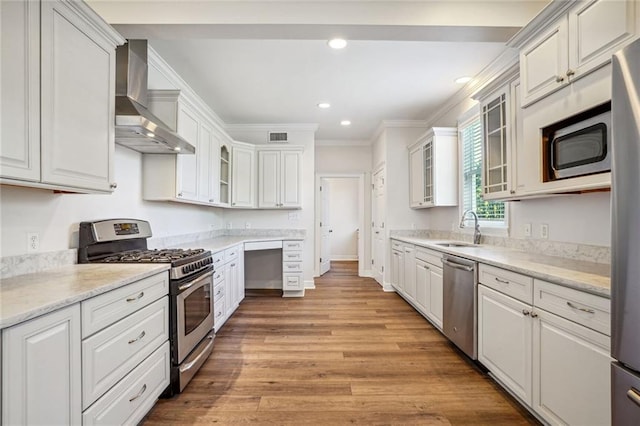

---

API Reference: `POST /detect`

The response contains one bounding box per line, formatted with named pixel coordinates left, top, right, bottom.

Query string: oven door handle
left=179, top=335, right=214, bottom=373
left=178, top=270, right=214, bottom=292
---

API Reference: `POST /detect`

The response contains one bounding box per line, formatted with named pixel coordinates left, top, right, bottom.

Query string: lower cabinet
left=403, top=245, right=416, bottom=302
left=2, top=305, right=82, bottom=425
left=283, top=240, right=304, bottom=292
left=213, top=244, right=245, bottom=331
left=390, top=244, right=404, bottom=293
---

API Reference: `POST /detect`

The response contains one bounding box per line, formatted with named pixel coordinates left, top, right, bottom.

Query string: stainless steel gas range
left=78, top=219, right=215, bottom=395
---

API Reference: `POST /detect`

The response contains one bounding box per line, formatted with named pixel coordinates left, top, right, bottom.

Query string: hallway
left=144, top=261, right=538, bottom=425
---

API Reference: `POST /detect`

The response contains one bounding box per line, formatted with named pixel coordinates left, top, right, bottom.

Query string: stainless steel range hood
left=115, top=40, right=195, bottom=154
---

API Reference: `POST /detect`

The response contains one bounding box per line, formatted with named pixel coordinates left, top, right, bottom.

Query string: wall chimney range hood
left=115, top=40, right=195, bottom=154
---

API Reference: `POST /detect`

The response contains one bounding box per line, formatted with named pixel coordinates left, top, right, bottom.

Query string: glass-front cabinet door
left=219, top=144, right=230, bottom=205
left=423, top=140, right=433, bottom=204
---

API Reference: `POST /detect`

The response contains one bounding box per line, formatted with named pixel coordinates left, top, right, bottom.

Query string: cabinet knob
left=209, top=199, right=215, bottom=202
left=522, top=309, right=530, bottom=316
left=555, top=75, right=565, bottom=83
left=510, top=190, right=516, bottom=194
left=531, top=312, right=539, bottom=318
left=178, top=192, right=183, bottom=197
left=232, top=202, right=236, bottom=206
left=110, top=183, right=118, bottom=189
left=566, top=69, right=575, bottom=77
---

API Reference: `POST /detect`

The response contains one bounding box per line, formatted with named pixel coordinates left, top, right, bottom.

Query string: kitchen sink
left=435, top=242, right=475, bottom=248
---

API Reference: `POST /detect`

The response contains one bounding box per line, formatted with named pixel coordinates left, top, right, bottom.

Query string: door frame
left=314, top=173, right=366, bottom=277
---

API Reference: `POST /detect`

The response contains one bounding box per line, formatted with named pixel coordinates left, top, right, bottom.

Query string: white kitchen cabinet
left=283, top=240, right=304, bottom=292
left=427, top=265, right=444, bottom=329
left=2, top=305, right=82, bottom=425
left=214, top=244, right=245, bottom=330
left=0, top=0, right=123, bottom=193
left=519, top=0, right=639, bottom=107
left=414, top=258, right=429, bottom=314
left=532, top=308, right=611, bottom=426
left=219, top=143, right=231, bottom=205
left=390, top=242, right=404, bottom=293
left=257, top=147, right=303, bottom=209
left=231, top=142, right=256, bottom=208
left=478, top=284, right=533, bottom=406
left=408, top=127, right=458, bottom=208
left=144, top=90, right=222, bottom=205
left=402, top=245, right=416, bottom=302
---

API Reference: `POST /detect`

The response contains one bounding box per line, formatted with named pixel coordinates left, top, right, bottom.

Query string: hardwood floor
left=145, top=261, right=539, bottom=425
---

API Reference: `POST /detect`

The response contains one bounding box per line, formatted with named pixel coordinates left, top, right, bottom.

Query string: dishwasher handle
left=442, top=258, right=474, bottom=272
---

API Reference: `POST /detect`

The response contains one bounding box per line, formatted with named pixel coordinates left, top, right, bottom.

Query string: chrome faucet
left=460, top=209, right=481, bottom=245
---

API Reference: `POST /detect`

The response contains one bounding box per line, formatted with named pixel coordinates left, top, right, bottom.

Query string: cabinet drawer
left=391, top=240, right=403, bottom=251
left=534, top=279, right=610, bottom=335
left=479, top=264, right=533, bottom=304
left=283, top=273, right=303, bottom=290
left=283, top=251, right=303, bottom=261
left=82, top=342, right=170, bottom=426
left=415, top=248, right=442, bottom=267
left=283, top=240, right=303, bottom=251
left=214, top=299, right=226, bottom=328
left=212, top=250, right=225, bottom=268
left=81, top=272, right=168, bottom=337
left=82, top=297, right=169, bottom=409
left=224, top=246, right=239, bottom=262
left=283, top=261, right=303, bottom=273
left=213, top=267, right=224, bottom=285
left=213, top=279, right=225, bottom=302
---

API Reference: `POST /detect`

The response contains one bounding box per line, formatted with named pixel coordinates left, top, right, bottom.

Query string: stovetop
left=102, top=248, right=206, bottom=265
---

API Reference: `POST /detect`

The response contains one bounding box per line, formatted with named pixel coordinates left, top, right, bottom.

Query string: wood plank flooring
left=145, top=261, right=539, bottom=425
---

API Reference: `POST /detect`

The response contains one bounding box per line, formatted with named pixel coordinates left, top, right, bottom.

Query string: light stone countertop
left=174, top=234, right=305, bottom=253
left=0, top=263, right=169, bottom=330
left=391, top=236, right=611, bottom=298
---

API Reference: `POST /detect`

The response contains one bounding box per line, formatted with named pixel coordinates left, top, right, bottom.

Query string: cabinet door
left=198, top=121, right=213, bottom=203
left=414, top=259, right=430, bottom=314
left=207, top=129, right=221, bottom=204
left=409, top=146, right=425, bottom=207
left=258, top=150, right=280, bottom=208
left=225, top=262, right=235, bottom=317
left=403, top=246, right=416, bottom=302
left=0, top=0, right=40, bottom=181
left=2, top=305, right=81, bottom=425
left=231, top=145, right=255, bottom=207
left=569, top=0, right=639, bottom=81
left=478, top=285, right=532, bottom=405
left=175, top=105, right=200, bottom=201
left=219, top=144, right=230, bottom=205
left=533, top=308, right=611, bottom=426
left=520, top=17, right=569, bottom=107
left=40, top=0, right=115, bottom=191
left=481, top=89, right=511, bottom=199
left=281, top=150, right=302, bottom=208
left=428, top=266, right=443, bottom=329
left=423, top=142, right=434, bottom=205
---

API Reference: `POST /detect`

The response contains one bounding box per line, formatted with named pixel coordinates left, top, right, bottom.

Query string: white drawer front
left=283, top=261, right=303, bottom=273
left=283, top=252, right=303, bottom=261
left=82, top=342, right=170, bottom=426
left=283, top=273, right=303, bottom=290
left=391, top=240, right=403, bottom=251
left=224, top=246, right=239, bottom=262
left=415, top=248, right=442, bottom=267
left=283, top=240, right=303, bottom=251
left=213, top=267, right=224, bottom=285
left=82, top=297, right=169, bottom=409
left=479, top=264, right=533, bottom=304
left=213, top=280, right=225, bottom=302
left=534, top=279, right=610, bottom=335
left=214, top=299, right=226, bottom=331
left=81, top=272, right=168, bottom=337
left=212, top=250, right=225, bottom=268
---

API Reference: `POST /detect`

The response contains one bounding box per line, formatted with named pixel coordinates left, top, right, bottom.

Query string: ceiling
left=89, top=0, right=549, bottom=143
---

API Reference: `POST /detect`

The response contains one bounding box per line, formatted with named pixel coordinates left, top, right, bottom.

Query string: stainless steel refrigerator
left=611, top=37, right=640, bottom=424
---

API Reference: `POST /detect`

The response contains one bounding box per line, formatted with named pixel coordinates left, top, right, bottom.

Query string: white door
left=319, top=178, right=331, bottom=275
left=175, top=105, right=200, bottom=201
left=372, top=169, right=386, bottom=284
left=409, top=146, right=424, bottom=207
left=281, top=150, right=302, bottom=208
left=428, top=266, right=444, bottom=329
left=231, top=145, right=255, bottom=208
left=414, top=258, right=429, bottom=314
left=258, top=150, right=280, bottom=208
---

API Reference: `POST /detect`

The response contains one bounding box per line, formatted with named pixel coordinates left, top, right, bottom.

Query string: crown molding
left=67, top=0, right=125, bottom=46
left=315, top=139, right=372, bottom=147
left=506, top=0, right=574, bottom=49
left=370, top=119, right=428, bottom=143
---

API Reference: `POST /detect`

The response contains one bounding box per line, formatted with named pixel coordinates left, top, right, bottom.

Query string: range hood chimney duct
left=114, top=40, right=195, bottom=154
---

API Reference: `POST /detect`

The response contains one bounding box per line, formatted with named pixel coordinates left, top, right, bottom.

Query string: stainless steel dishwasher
left=442, top=254, right=478, bottom=360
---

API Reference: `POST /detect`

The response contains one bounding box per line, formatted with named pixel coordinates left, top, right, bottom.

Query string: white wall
left=326, top=178, right=359, bottom=260
left=0, top=145, right=224, bottom=257
left=224, top=128, right=316, bottom=285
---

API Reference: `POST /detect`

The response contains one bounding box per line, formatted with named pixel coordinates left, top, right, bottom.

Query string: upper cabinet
left=230, top=142, right=256, bottom=208
left=519, top=0, right=640, bottom=107
left=408, top=127, right=458, bottom=208
left=219, top=144, right=230, bottom=205
left=257, top=147, right=303, bottom=209
left=143, top=90, right=223, bottom=206
left=0, top=0, right=124, bottom=193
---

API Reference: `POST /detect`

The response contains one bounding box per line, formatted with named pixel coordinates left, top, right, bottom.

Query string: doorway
left=315, top=174, right=365, bottom=277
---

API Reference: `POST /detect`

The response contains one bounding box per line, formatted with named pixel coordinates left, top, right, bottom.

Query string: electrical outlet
left=27, top=232, right=40, bottom=253
left=411, top=223, right=416, bottom=230
left=540, top=224, right=549, bottom=239
left=245, top=222, right=251, bottom=229
left=226, top=222, right=232, bottom=230
left=524, top=223, right=532, bottom=237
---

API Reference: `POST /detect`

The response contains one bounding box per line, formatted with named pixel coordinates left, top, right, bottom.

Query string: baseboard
left=330, top=255, right=358, bottom=261
left=381, top=281, right=395, bottom=292
left=304, top=279, right=316, bottom=289
left=282, top=289, right=305, bottom=298
left=361, top=269, right=374, bottom=278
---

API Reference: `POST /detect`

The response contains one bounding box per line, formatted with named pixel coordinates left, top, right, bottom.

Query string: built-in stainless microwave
left=546, top=109, right=611, bottom=180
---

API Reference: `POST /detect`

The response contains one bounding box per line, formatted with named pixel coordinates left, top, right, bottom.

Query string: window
left=459, top=113, right=506, bottom=226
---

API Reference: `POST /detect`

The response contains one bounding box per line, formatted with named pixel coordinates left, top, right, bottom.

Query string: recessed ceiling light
left=455, top=76, right=473, bottom=84
left=328, top=38, right=347, bottom=49
left=146, top=132, right=155, bottom=138
left=317, top=102, right=331, bottom=109
left=341, top=120, right=351, bottom=126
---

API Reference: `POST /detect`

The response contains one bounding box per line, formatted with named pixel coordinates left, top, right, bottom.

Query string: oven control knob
left=182, top=266, right=187, bottom=274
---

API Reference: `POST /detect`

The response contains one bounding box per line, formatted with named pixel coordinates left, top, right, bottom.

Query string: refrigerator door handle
left=627, top=388, right=640, bottom=407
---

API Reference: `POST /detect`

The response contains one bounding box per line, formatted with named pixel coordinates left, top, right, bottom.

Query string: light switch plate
left=524, top=223, right=532, bottom=237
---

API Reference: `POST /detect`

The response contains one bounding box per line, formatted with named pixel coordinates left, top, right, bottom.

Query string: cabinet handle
left=232, top=202, right=236, bottom=206
left=522, top=309, right=531, bottom=316
left=215, top=289, right=221, bottom=296
left=510, top=190, right=516, bottom=194
left=209, top=199, right=215, bottom=202
left=423, top=265, right=430, bottom=270
left=215, top=259, right=221, bottom=263
left=110, top=183, right=118, bottom=189
left=555, top=75, right=564, bottom=83
left=126, top=292, right=144, bottom=302
left=178, top=192, right=183, bottom=197
left=231, top=263, right=236, bottom=267
left=566, top=69, right=575, bottom=77
left=566, top=301, right=595, bottom=314
left=128, top=330, right=146, bottom=344
left=129, top=384, right=147, bottom=402
left=217, top=311, right=223, bottom=318
left=627, top=388, right=640, bottom=407
left=530, top=312, right=538, bottom=318
left=495, top=277, right=510, bottom=284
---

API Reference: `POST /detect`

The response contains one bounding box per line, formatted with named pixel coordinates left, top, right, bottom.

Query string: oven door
left=176, top=270, right=214, bottom=363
